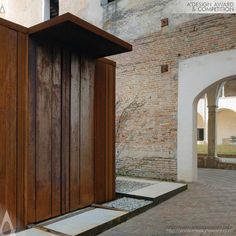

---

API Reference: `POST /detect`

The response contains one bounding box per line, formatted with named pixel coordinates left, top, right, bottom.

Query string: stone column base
left=198, top=155, right=236, bottom=170
left=205, top=156, right=218, bottom=168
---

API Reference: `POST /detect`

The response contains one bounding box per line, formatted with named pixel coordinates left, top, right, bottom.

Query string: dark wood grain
left=17, top=32, right=28, bottom=230
left=35, top=44, right=52, bottom=221
left=0, top=25, right=17, bottom=230
left=61, top=49, right=71, bottom=214
left=105, top=63, right=110, bottom=201
left=70, top=53, right=81, bottom=211
left=27, top=38, right=37, bottom=225
left=51, top=47, right=62, bottom=217
left=108, top=64, right=116, bottom=200
left=94, top=60, right=116, bottom=203
left=0, top=16, right=120, bottom=230
left=79, top=58, right=95, bottom=207
left=94, top=60, right=106, bottom=203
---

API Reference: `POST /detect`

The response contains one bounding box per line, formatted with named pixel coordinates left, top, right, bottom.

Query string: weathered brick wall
left=102, top=0, right=202, bottom=41
left=109, top=14, right=236, bottom=180
left=59, top=0, right=236, bottom=180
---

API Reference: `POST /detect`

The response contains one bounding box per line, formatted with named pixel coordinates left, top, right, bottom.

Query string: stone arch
left=177, top=49, right=236, bottom=182
left=217, top=108, right=236, bottom=112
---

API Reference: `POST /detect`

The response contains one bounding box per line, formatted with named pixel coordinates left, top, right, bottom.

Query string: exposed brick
left=109, top=14, right=236, bottom=181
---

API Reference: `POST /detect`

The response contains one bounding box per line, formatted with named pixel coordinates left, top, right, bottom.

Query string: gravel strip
left=103, top=197, right=152, bottom=212
left=116, top=179, right=153, bottom=193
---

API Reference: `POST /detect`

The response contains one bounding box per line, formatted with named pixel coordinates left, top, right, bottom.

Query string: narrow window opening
left=197, top=128, right=204, bottom=141
left=101, top=0, right=115, bottom=6
left=50, top=0, right=59, bottom=19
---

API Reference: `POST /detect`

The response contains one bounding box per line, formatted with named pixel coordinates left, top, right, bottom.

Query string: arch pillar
left=207, top=105, right=218, bottom=157
left=177, top=49, right=236, bottom=182
left=206, top=84, right=220, bottom=159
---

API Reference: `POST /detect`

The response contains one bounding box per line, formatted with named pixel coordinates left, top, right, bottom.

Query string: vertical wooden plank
left=61, top=49, right=70, bottom=214
left=80, top=58, right=95, bottom=207
left=94, top=60, right=116, bottom=203
left=27, top=38, right=37, bottom=224
left=108, top=65, right=116, bottom=200
left=94, top=61, right=106, bottom=203
left=5, top=29, right=17, bottom=230
left=17, top=32, right=28, bottom=230
left=35, top=44, right=52, bottom=221
left=70, top=54, right=81, bottom=211
left=0, top=25, right=17, bottom=230
left=51, top=47, right=62, bottom=217
left=105, top=65, right=109, bottom=201
left=30, top=44, right=63, bottom=222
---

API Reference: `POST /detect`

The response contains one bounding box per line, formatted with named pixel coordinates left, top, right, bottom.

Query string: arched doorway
left=177, top=49, right=236, bottom=182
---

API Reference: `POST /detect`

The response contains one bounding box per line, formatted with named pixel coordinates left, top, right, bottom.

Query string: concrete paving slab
left=15, top=178, right=187, bottom=236
left=128, top=182, right=187, bottom=198
left=117, top=176, right=161, bottom=184
left=45, top=208, right=127, bottom=236
left=16, top=228, right=56, bottom=236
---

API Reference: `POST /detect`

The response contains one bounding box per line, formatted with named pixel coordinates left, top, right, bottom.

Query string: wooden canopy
left=29, top=13, right=132, bottom=58
left=0, top=13, right=132, bottom=58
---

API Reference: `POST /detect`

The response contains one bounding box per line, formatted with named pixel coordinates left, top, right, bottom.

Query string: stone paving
left=100, top=168, right=236, bottom=236
left=116, top=178, right=154, bottom=193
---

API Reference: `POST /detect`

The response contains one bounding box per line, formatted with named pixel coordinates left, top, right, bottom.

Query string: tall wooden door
left=28, top=42, right=95, bottom=223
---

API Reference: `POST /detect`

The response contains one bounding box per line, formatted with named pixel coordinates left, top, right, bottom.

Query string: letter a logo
left=0, top=4, right=5, bottom=14
left=0, top=211, right=15, bottom=235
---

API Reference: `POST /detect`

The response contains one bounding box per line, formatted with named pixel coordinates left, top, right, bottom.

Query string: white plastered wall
left=0, top=0, right=43, bottom=27
left=177, top=49, right=236, bottom=182
left=217, top=109, right=236, bottom=144
left=59, top=0, right=103, bottom=27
